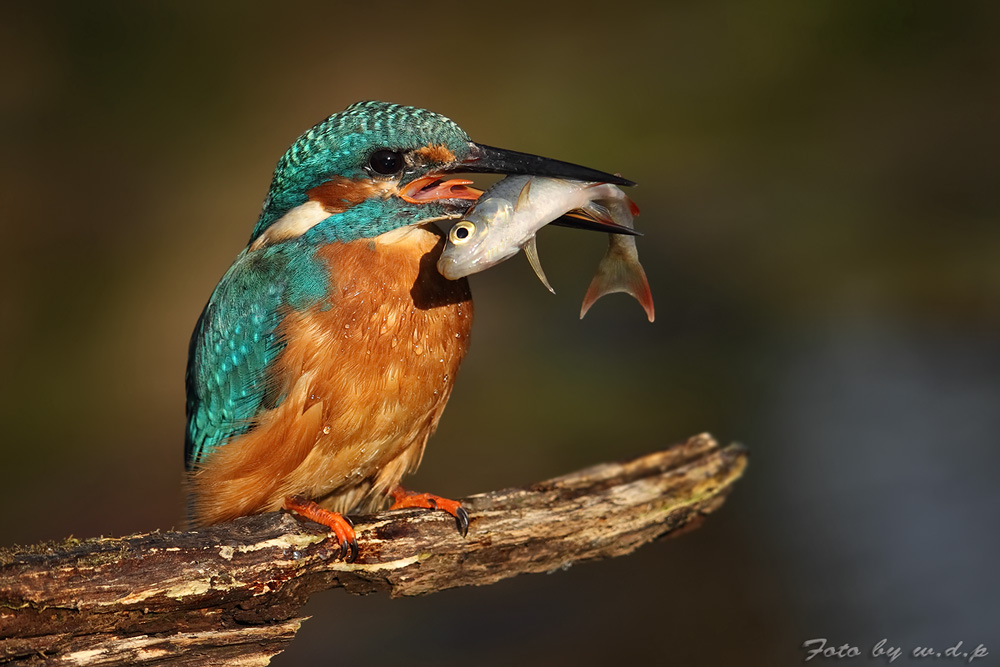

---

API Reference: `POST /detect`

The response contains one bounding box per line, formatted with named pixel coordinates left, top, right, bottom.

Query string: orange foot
left=282, top=495, right=359, bottom=562
left=389, top=486, right=470, bottom=537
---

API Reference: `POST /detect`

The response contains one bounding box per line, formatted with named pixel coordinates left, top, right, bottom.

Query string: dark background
left=2, top=2, right=997, bottom=665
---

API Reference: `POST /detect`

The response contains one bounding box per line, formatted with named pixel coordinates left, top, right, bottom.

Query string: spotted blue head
left=248, top=101, right=633, bottom=248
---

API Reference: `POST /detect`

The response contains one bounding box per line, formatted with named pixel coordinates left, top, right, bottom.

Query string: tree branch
left=0, top=433, right=747, bottom=666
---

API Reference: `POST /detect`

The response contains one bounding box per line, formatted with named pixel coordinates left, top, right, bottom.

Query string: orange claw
left=282, top=495, right=359, bottom=562
left=389, top=486, right=470, bottom=537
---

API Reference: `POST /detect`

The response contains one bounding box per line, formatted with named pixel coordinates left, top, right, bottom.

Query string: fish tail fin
left=580, top=238, right=655, bottom=322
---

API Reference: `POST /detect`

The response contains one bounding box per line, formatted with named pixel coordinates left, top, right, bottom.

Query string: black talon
left=346, top=539, right=359, bottom=563
left=455, top=506, right=470, bottom=537
left=339, top=538, right=349, bottom=561
left=343, top=514, right=354, bottom=528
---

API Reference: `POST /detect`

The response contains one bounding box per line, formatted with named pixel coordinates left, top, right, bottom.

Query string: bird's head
left=249, top=101, right=632, bottom=249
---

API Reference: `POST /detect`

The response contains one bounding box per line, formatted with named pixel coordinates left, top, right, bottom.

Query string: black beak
left=549, top=215, right=641, bottom=236
left=451, top=142, right=636, bottom=187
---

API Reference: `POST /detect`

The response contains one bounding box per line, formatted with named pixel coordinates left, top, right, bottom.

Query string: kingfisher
left=185, top=101, right=631, bottom=560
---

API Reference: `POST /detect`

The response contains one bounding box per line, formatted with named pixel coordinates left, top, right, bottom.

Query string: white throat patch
left=250, top=200, right=330, bottom=251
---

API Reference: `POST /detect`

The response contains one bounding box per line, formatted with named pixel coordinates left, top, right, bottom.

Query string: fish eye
left=449, top=221, right=476, bottom=244
left=368, top=149, right=404, bottom=176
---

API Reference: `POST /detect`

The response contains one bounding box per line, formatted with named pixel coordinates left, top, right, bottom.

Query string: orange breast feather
left=189, top=226, right=472, bottom=525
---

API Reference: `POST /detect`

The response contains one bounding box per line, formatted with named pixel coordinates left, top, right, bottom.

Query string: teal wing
left=185, top=251, right=288, bottom=470
left=184, top=244, right=331, bottom=470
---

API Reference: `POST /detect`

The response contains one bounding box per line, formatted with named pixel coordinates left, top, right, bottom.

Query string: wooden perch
left=0, top=433, right=747, bottom=666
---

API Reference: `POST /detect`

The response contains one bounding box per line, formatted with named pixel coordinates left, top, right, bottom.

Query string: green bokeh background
left=2, top=2, right=997, bottom=664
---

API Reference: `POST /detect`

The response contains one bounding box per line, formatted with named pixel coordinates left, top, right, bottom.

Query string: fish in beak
left=397, top=142, right=637, bottom=233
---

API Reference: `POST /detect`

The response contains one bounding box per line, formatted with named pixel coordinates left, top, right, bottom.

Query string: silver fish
left=437, top=175, right=654, bottom=321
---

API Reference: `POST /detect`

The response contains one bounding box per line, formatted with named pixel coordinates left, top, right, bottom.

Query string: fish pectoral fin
left=584, top=182, right=641, bottom=218
left=580, top=199, right=642, bottom=230
left=524, top=235, right=556, bottom=294
left=578, top=201, right=614, bottom=225
left=516, top=177, right=534, bottom=211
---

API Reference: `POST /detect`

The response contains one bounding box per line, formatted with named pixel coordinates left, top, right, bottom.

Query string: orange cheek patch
left=415, top=143, right=457, bottom=164
left=308, top=176, right=393, bottom=214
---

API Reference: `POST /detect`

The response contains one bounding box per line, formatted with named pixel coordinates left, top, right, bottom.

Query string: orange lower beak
left=399, top=176, right=483, bottom=204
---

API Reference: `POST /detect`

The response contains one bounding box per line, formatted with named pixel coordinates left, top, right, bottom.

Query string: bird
left=184, top=101, right=632, bottom=560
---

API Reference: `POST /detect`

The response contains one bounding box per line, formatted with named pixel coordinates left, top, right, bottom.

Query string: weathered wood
left=0, top=434, right=747, bottom=666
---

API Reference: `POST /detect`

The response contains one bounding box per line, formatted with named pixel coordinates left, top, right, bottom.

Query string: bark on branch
left=0, top=433, right=747, bottom=666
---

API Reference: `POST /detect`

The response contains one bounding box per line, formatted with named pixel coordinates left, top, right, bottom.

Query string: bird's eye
left=449, top=221, right=476, bottom=245
left=368, top=149, right=404, bottom=176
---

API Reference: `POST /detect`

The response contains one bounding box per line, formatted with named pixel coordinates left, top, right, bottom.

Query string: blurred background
left=2, top=2, right=997, bottom=664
